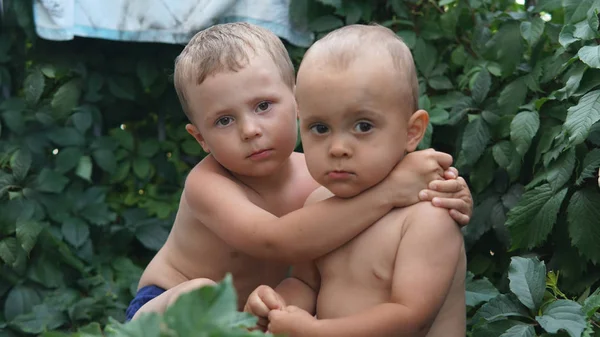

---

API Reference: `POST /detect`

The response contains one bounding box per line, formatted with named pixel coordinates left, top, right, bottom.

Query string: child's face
left=185, top=53, right=298, bottom=177
left=296, top=56, right=426, bottom=198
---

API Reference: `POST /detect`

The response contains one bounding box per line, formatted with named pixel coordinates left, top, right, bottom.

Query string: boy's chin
left=325, top=185, right=365, bottom=199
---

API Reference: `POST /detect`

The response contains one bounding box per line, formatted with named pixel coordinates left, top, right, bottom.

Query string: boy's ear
left=405, top=110, right=429, bottom=152
left=185, top=124, right=210, bottom=153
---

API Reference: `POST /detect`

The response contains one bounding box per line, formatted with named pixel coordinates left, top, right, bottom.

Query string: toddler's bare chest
left=317, top=209, right=407, bottom=285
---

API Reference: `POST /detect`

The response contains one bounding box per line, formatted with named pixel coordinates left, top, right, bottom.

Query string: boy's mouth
left=248, top=149, right=273, bottom=160
left=327, top=170, right=354, bottom=180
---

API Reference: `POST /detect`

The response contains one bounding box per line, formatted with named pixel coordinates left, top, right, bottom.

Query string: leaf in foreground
left=508, top=257, right=546, bottom=311
left=563, top=89, right=600, bottom=146
left=466, top=272, right=500, bottom=307
left=576, top=148, right=600, bottom=185
left=499, top=324, right=535, bottom=337
left=506, top=184, right=568, bottom=250
left=535, top=300, right=586, bottom=337
left=473, top=294, right=530, bottom=324
left=567, top=188, right=600, bottom=263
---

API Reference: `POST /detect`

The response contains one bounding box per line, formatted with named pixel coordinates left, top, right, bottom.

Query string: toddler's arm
left=185, top=149, right=453, bottom=263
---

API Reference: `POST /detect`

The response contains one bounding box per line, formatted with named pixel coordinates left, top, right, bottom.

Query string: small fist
left=244, top=285, right=285, bottom=331
left=268, top=306, right=316, bottom=336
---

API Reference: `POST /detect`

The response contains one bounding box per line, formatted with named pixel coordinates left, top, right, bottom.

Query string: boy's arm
left=275, top=262, right=320, bottom=314
left=185, top=149, right=453, bottom=263
left=270, top=204, right=464, bottom=337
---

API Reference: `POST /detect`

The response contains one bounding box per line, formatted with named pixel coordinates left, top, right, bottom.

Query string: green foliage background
left=1, top=0, right=600, bottom=336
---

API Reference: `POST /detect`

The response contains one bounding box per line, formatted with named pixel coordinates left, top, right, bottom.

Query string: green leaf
left=181, top=139, right=203, bottom=156
left=308, top=15, right=344, bottom=32
left=51, top=79, right=81, bottom=118
left=71, top=110, right=92, bottom=133
left=510, top=110, right=540, bottom=157
left=471, top=69, right=491, bottom=104
left=473, top=320, right=530, bottom=337
left=460, top=117, right=491, bottom=166
left=577, top=149, right=600, bottom=185
left=92, top=149, right=116, bottom=174
left=164, top=274, right=257, bottom=333
left=535, top=300, right=586, bottom=337
left=567, top=188, right=600, bottom=263
left=500, top=324, right=535, bottom=337
left=0, top=238, right=19, bottom=266
left=520, top=17, right=545, bottom=47
left=492, top=141, right=521, bottom=180
left=545, top=148, right=576, bottom=191
left=10, top=148, right=32, bottom=181
left=104, top=313, right=161, bottom=337
left=16, top=220, right=44, bottom=254
left=563, top=89, right=600, bottom=146
left=34, top=169, right=69, bottom=193
left=110, top=129, right=134, bottom=151
left=47, top=127, right=85, bottom=147
left=473, top=294, right=530, bottom=323
left=428, top=76, right=453, bottom=90
left=485, top=21, right=523, bottom=76
left=75, top=155, right=92, bottom=181
left=506, top=184, right=568, bottom=249
left=466, top=272, right=500, bottom=307
left=428, top=108, right=449, bottom=125
left=11, top=304, right=68, bottom=334
left=559, top=25, right=578, bottom=48
left=470, top=150, right=496, bottom=193
left=24, top=69, right=45, bottom=105
left=564, top=0, right=599, bottom=24
left=55, top=147, right=83, bottom=174
left=61, top=217, right=89, bottom=248
left=4, top=285, right=42, bottom=322
left=579, top=45, right=600, bottom=69
left=133, top=157, right=151, bottom=179
left=508, top=257, right=546, bottom=311
left=582, top=294, right=600, bottom=318
left=498, top=78, right=528, bottom=115
left=138, top=140, right=159, bottom=158
left=414, top=38, right=437, bottom=77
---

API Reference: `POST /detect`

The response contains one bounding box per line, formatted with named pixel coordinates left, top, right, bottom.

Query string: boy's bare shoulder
left=403, top=201, right=460, bottom=236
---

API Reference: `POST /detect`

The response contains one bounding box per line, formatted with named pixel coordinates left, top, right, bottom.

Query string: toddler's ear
left=405, top=110, right=429, bottom=152
left=185, top=124, right=210, bottom=153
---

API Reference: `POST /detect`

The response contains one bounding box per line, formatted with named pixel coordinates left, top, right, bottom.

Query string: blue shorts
left=125, top=285, right=166, bottom=321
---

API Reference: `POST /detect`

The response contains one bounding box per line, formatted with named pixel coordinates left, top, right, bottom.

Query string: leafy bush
left=1, top=0, right=600, bottom=336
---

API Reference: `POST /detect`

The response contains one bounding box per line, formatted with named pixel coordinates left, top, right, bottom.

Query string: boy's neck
left=230, top=156, right=295, bottom=196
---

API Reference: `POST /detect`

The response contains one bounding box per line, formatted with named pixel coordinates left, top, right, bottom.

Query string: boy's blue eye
left=255, top=101, right=271, bottom=113
left=354, top=122, right=373, bottom=133
left=310, top=124, right=329, bottom=134
left=216, top=116, right=234, bottom=126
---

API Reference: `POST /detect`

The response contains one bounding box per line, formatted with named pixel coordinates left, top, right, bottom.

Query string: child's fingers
left=431, top=197, right=469, bottom=215
left=428, top=179, right=462, bottom=193
left=443, top=167, right=459, bottom=179
left=247, top=298, right=270, bottom=318
left=260, top=289, right=283, bottom=310
left=449, top=209, right=470, bottom=227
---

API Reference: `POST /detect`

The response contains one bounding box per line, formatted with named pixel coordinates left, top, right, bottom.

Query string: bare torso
left=315, top=205, right=466, bottom=337
left=138, top=152, right=319, bottom=309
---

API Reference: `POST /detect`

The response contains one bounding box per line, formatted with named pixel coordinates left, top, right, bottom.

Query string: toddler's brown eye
left=355, top=122, right=373, bottom=132
left=256, top=102, right=271, bottom=112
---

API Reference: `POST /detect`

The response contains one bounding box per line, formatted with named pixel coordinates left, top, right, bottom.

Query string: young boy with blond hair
left=245, top=24, right=467, bottom=336
left=126, top=22, right=472, bottom=322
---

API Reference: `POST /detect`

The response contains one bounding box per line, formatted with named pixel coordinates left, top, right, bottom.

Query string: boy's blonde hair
left=300, top=24, right=419, bottom=114
left=174, top=22, right=296, bottom=120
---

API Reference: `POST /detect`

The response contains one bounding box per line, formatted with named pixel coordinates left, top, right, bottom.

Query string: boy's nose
left=329, top=137, right=351, bottom=158
left=241, top=120, right=262, bottom=140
